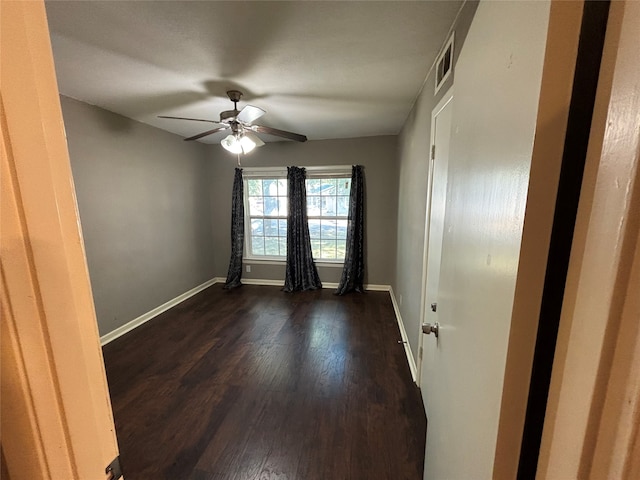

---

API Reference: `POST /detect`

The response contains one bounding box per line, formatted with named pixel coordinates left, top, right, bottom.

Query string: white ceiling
left=45, top=1, right=463, bottom=144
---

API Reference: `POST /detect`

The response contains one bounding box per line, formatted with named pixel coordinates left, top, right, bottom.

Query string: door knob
left=431, top=302, right=437, bottom=312
left=422, top=322, right=439, bottom=337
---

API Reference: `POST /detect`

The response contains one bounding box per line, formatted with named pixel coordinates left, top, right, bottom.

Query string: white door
left=419, top=92, right=452, bottom=478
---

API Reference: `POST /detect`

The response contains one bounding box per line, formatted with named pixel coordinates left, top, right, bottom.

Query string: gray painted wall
left=62, top=94, right=397, bottom=336
left=60, top=96, right=215, bottom=336
left=209, top=136, right=398, bottom=286
left=394, top=1, right=478, bottom=360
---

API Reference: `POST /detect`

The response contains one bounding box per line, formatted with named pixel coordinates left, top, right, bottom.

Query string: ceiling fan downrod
left=227, top=90, right=242, bottom=110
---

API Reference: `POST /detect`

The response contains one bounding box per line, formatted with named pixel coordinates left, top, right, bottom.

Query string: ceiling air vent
left=435, top=33, right=455, bottom=94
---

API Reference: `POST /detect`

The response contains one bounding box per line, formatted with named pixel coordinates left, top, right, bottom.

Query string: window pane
left=311, top=239, right=321, bottom=259
left=338, top=178, right=351, bottom=196
left=278, top=197, right=288, bottom=216
left=337, top=196, right=349, bottom=216
left=251, top=219, right=264, bottom=236
left=321, top=178, right=337, bottom=195
left=264, top=196, right=278, bottom=216
left=249, top=197, right=263, bottom=216
left=308, top=219, right=321, bottom=238
left=306, top=178, right=321, bottom=195
left=307, top=196, right=321, bottom=216
left=265, top=237, right=279, bottom=256
left=321, top=239, right=337, bottom=259
left=264, top=219, right=278, bottom=236
left=321, top=219, right=337, bottom=239
left=252, top=236, right=264, bottom=255
left=248, top=179, right=262, bottom=196
left=263, top=179, right=278, bottom=196
left=321, top=197, right=336, bottom=216
left=278, top=219, right=287, bottom=237
left=245, top=173, right=350, bottom=261
left=278, top=179, right=287, bottom=196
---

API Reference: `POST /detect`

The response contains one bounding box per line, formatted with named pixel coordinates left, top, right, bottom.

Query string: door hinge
left=105, top=456, right=123, bottom=480
left=431, top=145, right=436, bottom=160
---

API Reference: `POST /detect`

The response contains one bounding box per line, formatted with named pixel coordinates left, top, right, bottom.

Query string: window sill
left=243, top=258, right=345, bottom=268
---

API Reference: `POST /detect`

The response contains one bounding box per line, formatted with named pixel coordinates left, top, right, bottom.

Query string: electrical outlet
left=245, top=265, right=251, bottom=273
left=399, top=294, right=403, bottom=306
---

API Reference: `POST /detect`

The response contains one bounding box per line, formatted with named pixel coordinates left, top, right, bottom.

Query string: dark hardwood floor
left=102, top=285, right=426, bottom=480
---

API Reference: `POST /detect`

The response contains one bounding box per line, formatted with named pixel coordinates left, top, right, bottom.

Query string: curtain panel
left=283, top=166, right=322, bottom=292
left=224, top=167, right=244, bottom=289
left=335, top=165, right=365, bottom=295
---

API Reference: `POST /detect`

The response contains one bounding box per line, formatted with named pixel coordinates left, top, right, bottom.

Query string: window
left=246, top=177, right=288, bottom=258
left=306, top=177, right=350, bottom=260
left=243, top=167, right=351, bottom=262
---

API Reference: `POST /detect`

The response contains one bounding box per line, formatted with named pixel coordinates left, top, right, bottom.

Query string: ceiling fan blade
left=237, top=105, right=265, bottom=124
left=184, top=126, right=229, bottom=141
left=244, top=131, right=265, bottom=147
left=253, top=125, right=307, bottom=142
left=158, top=115, right=222, bottom=124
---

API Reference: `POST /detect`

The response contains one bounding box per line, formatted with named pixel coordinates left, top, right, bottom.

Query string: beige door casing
left=537, top=1, right=640, bottom=478
left=1, top=1, right=120, bottom=479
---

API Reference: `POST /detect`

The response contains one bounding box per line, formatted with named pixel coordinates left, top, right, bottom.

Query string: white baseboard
left=240, top=278, right=390, bottom=292
left=365, top=284, right=391, bottom=292
left=241, top=278, right=337, bottom=289
left=240, top=278, right=285, bottom=287
left=100, top=277, right=395, bottom=347
left=100, top=278, right=218, bottom=346
left=389, top=287, right=418, bottom=383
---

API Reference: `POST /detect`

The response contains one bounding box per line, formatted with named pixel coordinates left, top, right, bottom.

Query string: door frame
left=536, top=0, right=640, bottom=477
left=416, top=87, right=453, bottom=386
left=1, top=1, right=120, bottom=478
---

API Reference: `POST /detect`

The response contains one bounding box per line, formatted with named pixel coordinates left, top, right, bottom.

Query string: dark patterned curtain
left=283, top=166, right=322, bottom=292
left=224, top=168, right=244, bottom=289
left=336, top=165, right=365, bottom=295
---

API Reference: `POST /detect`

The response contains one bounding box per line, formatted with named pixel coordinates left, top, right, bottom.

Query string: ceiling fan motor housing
left=226, top=90, right=243, bottom=102
left=219, top=90, right=243, bottom=121
left=220, top=109, right=239, bottom=122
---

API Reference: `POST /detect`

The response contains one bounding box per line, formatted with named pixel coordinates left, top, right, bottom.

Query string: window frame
left=242, top=166, right=352, bottom=265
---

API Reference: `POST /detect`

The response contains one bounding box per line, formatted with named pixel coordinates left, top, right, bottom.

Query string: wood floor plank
left=102, top=285, right=426, bottom=479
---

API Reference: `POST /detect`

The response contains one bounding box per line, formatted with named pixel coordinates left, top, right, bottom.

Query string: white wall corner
left=389, top=287, right=418, bottom=383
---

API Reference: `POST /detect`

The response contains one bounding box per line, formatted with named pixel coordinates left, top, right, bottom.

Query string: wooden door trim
left=536, top=0, right=640, bottom=477
left=1, top=1, right=119, bottom=478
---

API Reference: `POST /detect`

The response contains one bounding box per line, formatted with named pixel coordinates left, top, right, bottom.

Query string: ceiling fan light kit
left=221, top=133, right=256, bottom=155
left=158, top=90, right=307, bottom=156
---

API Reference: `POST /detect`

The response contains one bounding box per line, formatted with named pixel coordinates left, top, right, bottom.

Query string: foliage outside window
left=306, top=177, right=350, bottom=260
left=246, top=178, right=289, bottom=258
left=244, top=168, right=351, bottom=262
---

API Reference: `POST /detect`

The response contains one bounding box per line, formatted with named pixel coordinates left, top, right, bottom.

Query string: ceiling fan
left=158, top=90, right=307, bottom=154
